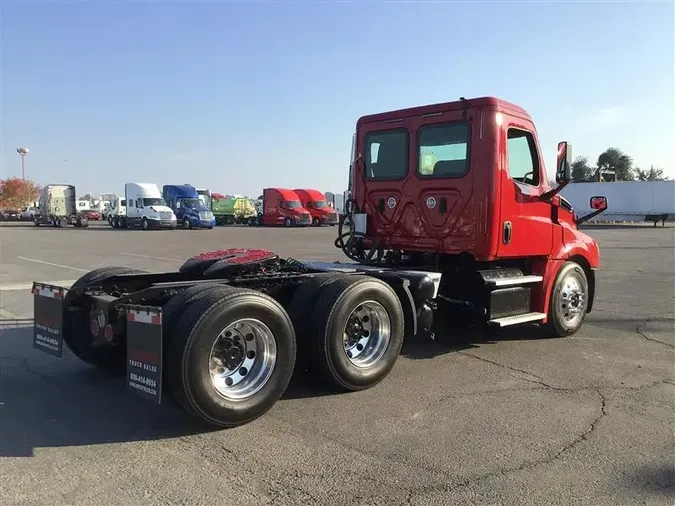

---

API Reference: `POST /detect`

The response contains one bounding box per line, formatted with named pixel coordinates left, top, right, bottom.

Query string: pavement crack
left=457, top=351, right=560, bottom=390
left=636, top=320, right=675, bottom=349
left=412, top=388, right=609, bottom=498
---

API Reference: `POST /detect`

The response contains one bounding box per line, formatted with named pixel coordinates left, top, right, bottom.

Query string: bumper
left=294, top=217, right=312, bottom=226
left=31, top=282, right=164, bottom=403
left=149, top=219, right=177, bottom=229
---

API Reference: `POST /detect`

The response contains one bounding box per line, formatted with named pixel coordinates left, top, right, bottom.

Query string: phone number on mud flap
left=129, top=373, right=157, bottom=389
left=129, top=359, right=157, bottom=373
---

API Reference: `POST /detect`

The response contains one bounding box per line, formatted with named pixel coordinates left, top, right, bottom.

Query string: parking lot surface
left=1, top=222, right=673, bottom=506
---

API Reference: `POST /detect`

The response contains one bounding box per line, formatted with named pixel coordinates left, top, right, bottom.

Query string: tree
left=571, top=156, right=595, bottom=182
left=596, top=147, right=634, bottom=181
left=0, top=178, right=41, bottom=209
left=635, top=165, right=669, bottom=181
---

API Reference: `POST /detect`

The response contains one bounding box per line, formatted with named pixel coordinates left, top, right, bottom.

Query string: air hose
left=333, top=197, right=384, bottom=265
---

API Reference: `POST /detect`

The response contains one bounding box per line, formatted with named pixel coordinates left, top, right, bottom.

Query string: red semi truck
left=29, top=96, right=607, bottom=429
left=256, top=188, right=312, bottom=227
left=294, top=188, right=339, bottom=226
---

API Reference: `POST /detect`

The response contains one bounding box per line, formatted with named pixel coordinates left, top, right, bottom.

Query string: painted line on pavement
left=0, top=280, right=77, bottom=292
left=17, top=256, right=89, bottom=272
left=119, top=252, right=182, bottom=262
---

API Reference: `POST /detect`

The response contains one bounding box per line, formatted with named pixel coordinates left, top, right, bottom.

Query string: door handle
left=503, top=221, right=512, bottom=244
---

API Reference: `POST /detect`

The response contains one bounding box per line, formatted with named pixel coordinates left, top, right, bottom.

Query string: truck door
left=497, top=124, right=553, bottom=258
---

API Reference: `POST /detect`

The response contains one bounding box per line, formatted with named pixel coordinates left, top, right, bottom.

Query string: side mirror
left=590, top=196, right=608, bottom=210
left=556, top=141, right=572, bottom=184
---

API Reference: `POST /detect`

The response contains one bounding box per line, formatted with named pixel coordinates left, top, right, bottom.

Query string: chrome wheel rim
left=558, top=272, right=587, bottom=326
left=208, top=318, right=277, bottom=400
left=343, top=300, right=391, bottom=368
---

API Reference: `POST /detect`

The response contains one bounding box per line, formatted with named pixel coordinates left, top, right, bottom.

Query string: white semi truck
left=116, top=183, right=177, bottom=230
left=561, top=180, right=674, bottom=226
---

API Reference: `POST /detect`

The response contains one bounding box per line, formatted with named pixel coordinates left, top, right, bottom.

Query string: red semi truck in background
left=294, top=188, right=339, bottom=226
left=256, top=188, right=312, bottom=227
left=29, top=96, right=607, bottom=429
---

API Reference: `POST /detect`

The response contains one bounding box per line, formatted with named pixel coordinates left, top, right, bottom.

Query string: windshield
left=284, top=200, right=301, bottom=209
left=180, top=198, right=201, bottom=209
left=314, top=200, right=328, bottom=208
left=143, top=198, right=166, bottom=207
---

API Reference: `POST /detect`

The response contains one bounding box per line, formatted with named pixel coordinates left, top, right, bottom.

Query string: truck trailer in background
left=34, top=184, right=89, bottom=228
left=561, top=181, right=674, bottom=226
left=211, top=193, right=257, bottom=225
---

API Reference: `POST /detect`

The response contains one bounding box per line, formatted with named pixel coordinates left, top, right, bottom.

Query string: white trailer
left=561, top=181, right=674, bottom=226
left=108, top=195, right=127, bottom=228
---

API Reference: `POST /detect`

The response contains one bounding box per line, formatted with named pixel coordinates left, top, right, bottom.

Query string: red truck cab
left=293, top=189, right=339, bottom=226
left=341, top=96, right=607, bottom=335
left=262, top=188, right=312, bottom=227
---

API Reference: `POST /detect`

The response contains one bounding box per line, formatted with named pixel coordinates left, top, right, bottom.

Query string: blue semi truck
left=162, top=184, right=216, bottom=229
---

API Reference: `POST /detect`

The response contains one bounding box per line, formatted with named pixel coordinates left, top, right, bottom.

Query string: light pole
left=16, top=147, right=30, bottom=180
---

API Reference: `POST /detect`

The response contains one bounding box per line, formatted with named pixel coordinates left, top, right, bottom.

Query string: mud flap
left=123, top=305, right=163, bottom=404
left=32, top=283, right=67, bottom=357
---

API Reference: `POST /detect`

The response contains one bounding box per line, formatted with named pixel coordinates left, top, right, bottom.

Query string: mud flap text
left=125, top=305, right=163, bottom=404
left=32, top=283, right=66, bottom=357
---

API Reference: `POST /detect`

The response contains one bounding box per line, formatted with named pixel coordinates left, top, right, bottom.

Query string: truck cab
left=163, top=185, right=215, bottom=229
left=293, top=189, right=339, bottom=226
left=261, top=188, right=312, bottom=227
left=342, top=96, right=607, bottom=333
left=124, top=183, right=177, bottom=230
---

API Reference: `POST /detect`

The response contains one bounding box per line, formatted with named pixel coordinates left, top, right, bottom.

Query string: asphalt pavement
left=0, top=221, right=673, bottom=506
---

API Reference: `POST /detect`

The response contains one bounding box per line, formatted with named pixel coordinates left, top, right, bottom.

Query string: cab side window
left=507, top=128, right=540, bottom=186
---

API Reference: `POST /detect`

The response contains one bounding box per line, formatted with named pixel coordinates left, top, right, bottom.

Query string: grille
left=159, top=211, right=174, bottom=220
left=299, top=214, right=311, bottom=222
left=199, top=211, right=213, bottom=220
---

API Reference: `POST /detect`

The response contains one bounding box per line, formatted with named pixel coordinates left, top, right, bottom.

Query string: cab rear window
left=417, top=122, right=470, bottom=178
left=364, top=129, right=409, bottom=180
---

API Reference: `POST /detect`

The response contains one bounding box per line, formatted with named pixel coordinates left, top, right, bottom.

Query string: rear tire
left=285, top=273, right=345, bottom=374
left=167, top=288, right=296, bottom=428
left=308, top=275, right=405, bottom=391
left=64, top=267, right=149, bottom=371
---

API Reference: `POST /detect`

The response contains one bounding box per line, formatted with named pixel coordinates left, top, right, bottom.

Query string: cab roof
left=357, top=96, right=530, bottom=125
left=163, top=184, right=199, bottom=197
left=265, top=188, right=301, bottom=201
left=294, top=188, right=326, bottom=201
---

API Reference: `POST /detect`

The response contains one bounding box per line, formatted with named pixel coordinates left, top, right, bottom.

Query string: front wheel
left=543, top=261, right=589, bottom=337
left=284, top=218, right=292, bottom=227
left=167, top=288, right=296, bottom=428
left=308, top=275, right=405, bottom=391
left=183, top=217, right=192, bottom=229
left=142, top=218, right=149, bottom=230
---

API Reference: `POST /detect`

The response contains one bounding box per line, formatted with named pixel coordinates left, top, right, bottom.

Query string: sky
left=1, top=0, right=673, bottom=198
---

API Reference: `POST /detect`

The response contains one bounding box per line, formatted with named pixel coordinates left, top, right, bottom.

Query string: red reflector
left=104, top=324, right=114, bottom=342
left=127, top=312, right=136, bottom=322
left=91, top=319, right=99, bottom=336
left=151, top=314, right=161, bottom=325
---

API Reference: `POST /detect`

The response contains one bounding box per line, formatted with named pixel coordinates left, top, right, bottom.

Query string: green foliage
left=596, top=147, right=634, bottom=181
left=635, top=165, right=669, bottom=181
left=571, top=147, right=668, bottom=182
left=571, top=156, right=595, bottom=182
